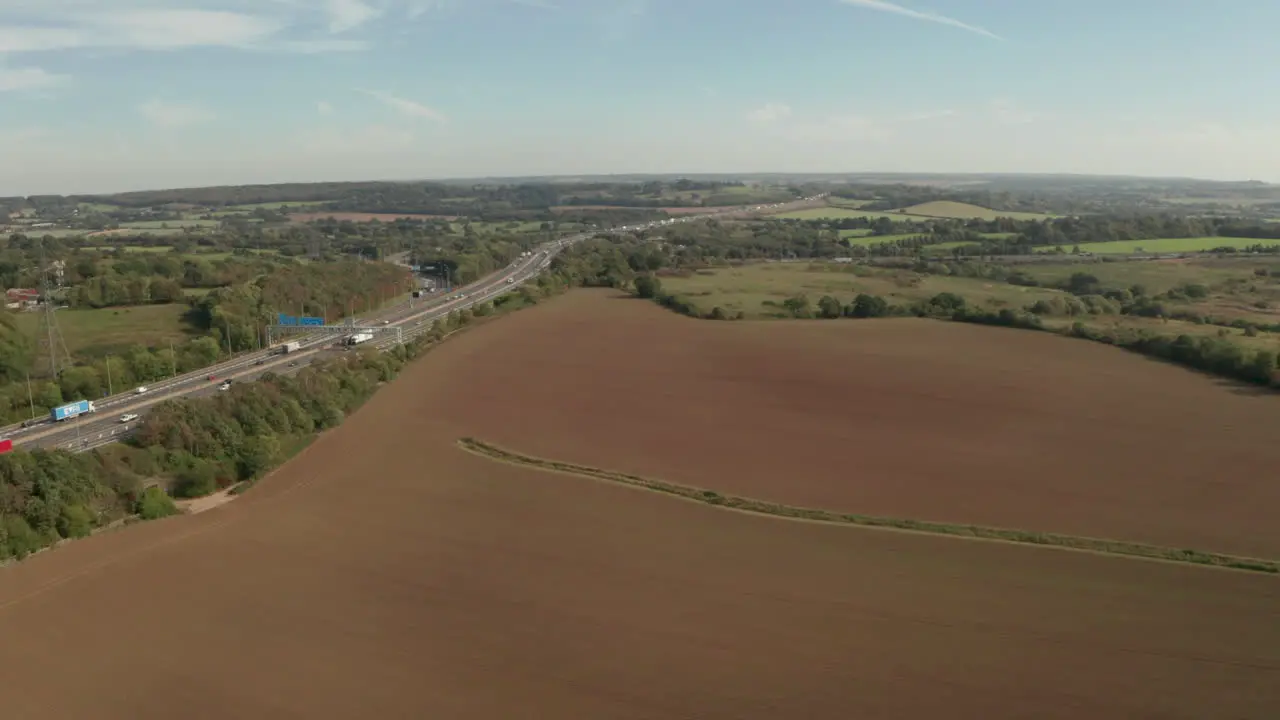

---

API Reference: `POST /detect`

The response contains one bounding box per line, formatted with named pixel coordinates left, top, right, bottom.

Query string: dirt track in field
left=1, top=290, right=1278, bottom=718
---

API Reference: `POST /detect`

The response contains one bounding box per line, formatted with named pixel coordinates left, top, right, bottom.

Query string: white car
left=135, top=386, right=148, bottom=394
left=119, top=413, right=138, bottom=423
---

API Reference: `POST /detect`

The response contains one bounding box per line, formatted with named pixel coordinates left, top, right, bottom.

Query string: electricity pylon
left=32, top=240, right=71, bottom=378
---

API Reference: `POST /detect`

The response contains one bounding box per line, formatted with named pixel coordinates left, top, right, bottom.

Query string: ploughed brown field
left=2, top=290, right=1278, bottom=719
left=437, top=291, right=1280, bottom=559
left=287, top=211, right=458, bottom=222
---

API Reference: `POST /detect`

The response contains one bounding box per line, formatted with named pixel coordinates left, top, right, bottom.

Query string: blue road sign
left=278, top=314, right=325, bottom=326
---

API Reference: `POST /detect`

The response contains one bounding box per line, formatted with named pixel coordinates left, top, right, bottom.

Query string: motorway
left=15, top=197, right=823, bottom=454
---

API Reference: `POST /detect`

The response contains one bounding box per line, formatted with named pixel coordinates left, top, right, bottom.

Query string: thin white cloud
left=317, top=100, right=334, bottom=115
left=0, top=3, right=379, bottom=55
left=838, top=0, right=1000, bottom=40
left=989, top=98, right=1038, bottom=125
left=327, top=0, right=380, bottom=33
left=0, top=10, right=280, bottom=53
left=599, top=0, right=647, bottom=41
left=277, top=38, right=368, bottom=53
left=357, top=89, right=447, bottom=122
left=903, top=108, right=956, bottom=122
left=510, top=0, right=559, bottom=9
left=0, top=27, right=83, bottom=53
left=0, top=65, right=67, bottom=92
left=138, top=99, right=215, bottom=128
left=407, top=0, right=446, bottom=19
left=746, top=103, right=792, bottom=124
left=295, top=124, right=416, bottom=155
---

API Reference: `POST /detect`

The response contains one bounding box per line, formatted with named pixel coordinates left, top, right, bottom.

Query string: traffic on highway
left=13, top=197, right=823, bottom=454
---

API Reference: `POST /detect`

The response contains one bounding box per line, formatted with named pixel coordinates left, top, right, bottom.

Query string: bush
left=136, top=487, right=178, bottom=520
left=634, top=274, right=662, bottom=299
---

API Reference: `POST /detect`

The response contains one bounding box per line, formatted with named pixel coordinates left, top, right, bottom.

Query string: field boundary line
left=457, top=438, right=1280, bottom=576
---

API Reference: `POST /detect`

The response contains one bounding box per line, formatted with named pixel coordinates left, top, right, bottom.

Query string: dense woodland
left=4, top=178, right=794, bottom=224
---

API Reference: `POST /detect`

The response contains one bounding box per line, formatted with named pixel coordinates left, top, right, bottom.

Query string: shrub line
left=457, top=437, right=1279, bottom=575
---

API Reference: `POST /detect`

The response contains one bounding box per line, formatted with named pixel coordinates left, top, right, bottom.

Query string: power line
left=33, top=239, right=72, bottom=379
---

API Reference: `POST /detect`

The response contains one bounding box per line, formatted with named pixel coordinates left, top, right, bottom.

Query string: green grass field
left=82, top=245, right=176, bottom=253
left=773, top=207, right=931, bottom=223
left=895, top=201, right=1056, bottom=221
left=1039, top=315, right=1280, bottom=352
left=1054, top=236, right=1280, bottom=255
left=13, top=304, right=200, bottom=358
left=13, top=228, right=88, bottom=238
left=119, top=219, right=220, bottom=230
left=222, top=201, right=327, bottom=211
left=827, top=198, right=872, bottom=209
left=659, top=263, right=1069, bottom=318
left=1006, top=257, right=1280, bottom=327
left=838, top=229, right=873, bottom=238
left=842, top=233, right=925, bottom=247
left=77, top=203, right=122, bottom=212
left=81, top=245, right=283, bottom=260
left=1013, top=259, right=1248, bottom=294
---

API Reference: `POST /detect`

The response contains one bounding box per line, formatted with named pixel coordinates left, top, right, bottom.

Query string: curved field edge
left=457, top=438, right=1280, bottom=575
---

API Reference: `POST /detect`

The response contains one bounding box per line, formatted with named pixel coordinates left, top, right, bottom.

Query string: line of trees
left=0, top=303, right=467, bottom=561
left=1, top=248, right=604, bottom=563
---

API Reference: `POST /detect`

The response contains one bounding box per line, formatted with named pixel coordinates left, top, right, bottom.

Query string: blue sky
left=1, top=0, right=1278, bottom=194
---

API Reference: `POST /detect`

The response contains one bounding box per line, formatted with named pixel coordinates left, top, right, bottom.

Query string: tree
left=173, top=462, right=217, bottom=498
left=817, top=295, right=842, bottom=319
left=848, top=293, right=889, bottom=318
left=782, top=294, right=810, bottom=318
left=238, top=434, right=281, bottom=479
left=150, top=277, right=184, bottom=303
left=634, top=274, right=662, bottom=299
left=136, top=487, right=178, bottom=520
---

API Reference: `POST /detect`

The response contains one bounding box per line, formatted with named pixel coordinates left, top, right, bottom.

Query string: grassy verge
left=457, top=437, right=1280, bottom=575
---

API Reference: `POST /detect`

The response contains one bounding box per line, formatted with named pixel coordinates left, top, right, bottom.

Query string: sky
left=1, top=0, right=1279, bottom=195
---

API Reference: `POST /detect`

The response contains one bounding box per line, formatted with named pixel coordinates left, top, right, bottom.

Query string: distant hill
left=895, top=201, right=1054, bottom=221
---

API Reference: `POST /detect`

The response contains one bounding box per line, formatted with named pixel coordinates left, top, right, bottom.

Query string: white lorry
left=278, top=341, right=302, bottom=355
left=346, top=332, right=373, bottom=346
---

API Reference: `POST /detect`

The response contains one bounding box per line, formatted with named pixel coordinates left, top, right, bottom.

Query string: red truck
left=0, top=439, right=13, bottom=454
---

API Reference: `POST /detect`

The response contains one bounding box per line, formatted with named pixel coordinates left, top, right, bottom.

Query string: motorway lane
left=21, top=197, right=821, bottom=453
left=23, top=243, right=556, bottom=452
left=4, top=271, right=494, bottom=442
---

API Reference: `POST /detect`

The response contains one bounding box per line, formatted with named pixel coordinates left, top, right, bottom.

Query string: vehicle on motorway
left=120, top=413, right=138, bottom=423
left=208, top=374, right=217, bottom=381
left=51, top=399, right=95, bottom=422
left=278, top=341, right=302, bottom=354
left=254, top=359, right=265, bottom=366
left=0, top=438, right=12, bottom=454
left=135, top=386, right=148, bottom=395
left=506, top=277, right=514, bottom=283
left=218, top=380, right=232, bottom=391
left=287, top=361, right=298, bottom=367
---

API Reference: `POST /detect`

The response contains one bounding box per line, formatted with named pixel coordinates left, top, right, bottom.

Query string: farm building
left=5, top=288, right=39, bottom=310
